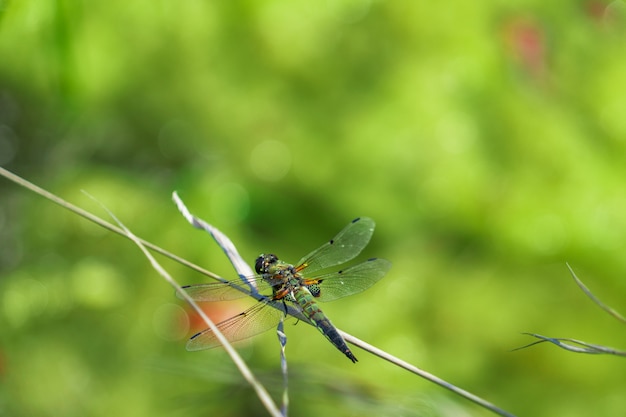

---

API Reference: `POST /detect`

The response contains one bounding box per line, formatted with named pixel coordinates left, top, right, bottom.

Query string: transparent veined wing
left=177, top=277, right=274, bottom=302
left=296, top=217, right=376, bottom=275
left=186, top=300, right=289, bottom=351
left=305, top=258, right=391, bottom=302
left=177, top=282, right=249, bottom=302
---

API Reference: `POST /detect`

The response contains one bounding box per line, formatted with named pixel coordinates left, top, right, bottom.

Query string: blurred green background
left=1, top=1, right=626, bottom=416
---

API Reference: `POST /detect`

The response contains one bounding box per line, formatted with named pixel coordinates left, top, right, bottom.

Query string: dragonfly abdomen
left=293, top=287, right=358, bottom=363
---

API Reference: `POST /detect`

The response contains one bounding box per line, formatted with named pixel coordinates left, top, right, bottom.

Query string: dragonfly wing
left=186, top=300, right=288, bottom=351
left=176, top=276, right=272, bottom=301
left=309, top=258, right=391, bottom=302
left=296, top=217, right=376, bottom=274
left=177, top=282, right=249, bottom=301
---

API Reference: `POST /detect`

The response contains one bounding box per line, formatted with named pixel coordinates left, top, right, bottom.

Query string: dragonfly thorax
left=255, top=253, right=298, bottom=282
left=255, top=253, right=305, bottom=300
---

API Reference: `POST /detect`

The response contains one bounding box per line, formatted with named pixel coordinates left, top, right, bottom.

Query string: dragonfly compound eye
left=254, top=255, right=265, bottom=274
left=255, top=253, right=279, bottom=274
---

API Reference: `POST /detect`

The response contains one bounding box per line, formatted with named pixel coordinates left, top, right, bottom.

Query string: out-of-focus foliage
left=1, top=1, right=625, bottom=416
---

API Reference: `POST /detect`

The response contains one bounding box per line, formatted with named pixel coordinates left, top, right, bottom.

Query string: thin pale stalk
left=566, top=263, right=626, bottom=324
left=277, top=319, right=289, bottom=417
left=173, top=192, right=292, bottom=417
left=341, top=332, right=518, bottom=417
left=0, top=167, right=282, bottom=417
left=0, top=167, right=223, bottom=282
left=515, top=333, right=626, bottom=356
left=83, top=192, right=284, bottom=417
left=514, top=266, right=626, bottom=358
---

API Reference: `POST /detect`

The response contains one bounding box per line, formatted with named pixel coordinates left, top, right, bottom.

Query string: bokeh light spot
left=71, top=258, right=126, bottom=309
left=1, top=277, right=49, bottom=328
left=249, top=140, right=291, bottom=182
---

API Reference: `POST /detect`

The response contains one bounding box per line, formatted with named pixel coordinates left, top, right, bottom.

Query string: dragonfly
left=178, top=217, right=391, bottom=363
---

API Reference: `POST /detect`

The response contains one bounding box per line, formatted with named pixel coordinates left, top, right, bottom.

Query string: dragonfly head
left=255, top=253, right=279, bottom=274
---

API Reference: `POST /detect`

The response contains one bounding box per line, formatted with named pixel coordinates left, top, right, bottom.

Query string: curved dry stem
left=514, top=265, right=626, bottom=359
left=341, top=332, right=517, bottom=417
left=515, top=333, right=626, bottom=356
left=1, top=167, right=283, bottom=417
left=566, top=263, right=626, bottom=324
